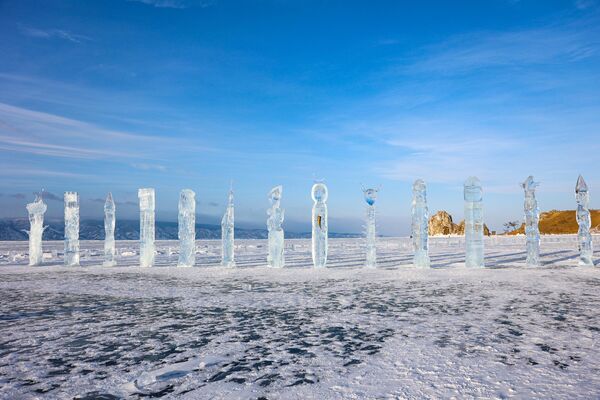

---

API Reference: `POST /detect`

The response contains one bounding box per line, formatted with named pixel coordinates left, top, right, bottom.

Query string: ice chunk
left=521, top=176, right=540, bottom=266
left=221, top=189, right=235, bottom=267
left=464, top=177, right=484, bottom=268
left=363, top=187, right=378, bottom=268
left=267, top=185, right=285, bottom=268
left=104, top=193, right=116, bottom=266
left=178, top=189, right=196, bottom=267
left=64, top=192, right=80, bottom=266
left=25, top=194, right=47, bottom=266
left=312, top=183, right=328, bottom=268
left=575, top=175, right=593, bottom=266
left=412, top=179, right=430, bottom=268
left=138, top=188, right=155, bottom=267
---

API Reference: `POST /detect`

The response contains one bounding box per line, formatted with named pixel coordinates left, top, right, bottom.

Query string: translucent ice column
left=312, top=183, right=328, bottom=268
left=178, top=189, right=196, bottom=267
left=64, top=192, right=80, bottom=266
left=221, top=189, right=235, bottom=267
left=521, top=176, right=540, bottom=266
left=363, top=187, right=378, bottom=268
left=26, top=194, right=47, bottom=266
left=267, top=185, right=285, bottom=268
left=464, top=177, right=484, bottom=268
left=138, top=188, right=155, bottom=267
left=104, top=192, right=116, bottom=266
left=576, top=175, right=593, bottom=266
left=412, top=179, right=430, bottom=268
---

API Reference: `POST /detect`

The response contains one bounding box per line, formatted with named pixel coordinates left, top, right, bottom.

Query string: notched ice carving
left=363, top=187, right=378, bottom=268
left=139, top=188, right=155, bottom=267
left=64, top=192, right=80, bottom=266
left=412, top=179, right=430, bottom=268
left=104, top=193, right=116, bottom=266
left=464, top=177, right=484, bottom=268
left=222, top=188, right=235, bottom=267
left=178, top=189, right=196, bottom=267
left=576, top=175, right=593, bottom=266
left=25, top=194, right=47, bottom=266
left=312, top=182, right=328, bottom=268
left=267, top=185, right=284, bottom=268
left=521, top=176, right=540, bottom=266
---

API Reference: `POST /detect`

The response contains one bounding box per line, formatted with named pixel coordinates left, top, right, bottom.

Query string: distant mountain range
left=0, top=219, right=361, bottom=241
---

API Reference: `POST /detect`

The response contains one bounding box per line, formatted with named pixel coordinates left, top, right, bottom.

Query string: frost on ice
left=178, top=189, right=196, bottom=268
left=221, top=189, right=235, bottom=268
left=312, top=182, right=328, bottom=268
left=64, top=192, right=80, bottom=266
left=138, top=188, right=155, bottom=268
left=464, top=177, right=484, bottom=268
left=103, top=193, right=116, bottom=267
left=521, top=176, right=540, bottom=266
left=575, top=175, right=593, bottom=266
left=25, top=194, right=47, bottom=266
left=411, top=179, right=430, bottom=268
left=267, top=185, right=284, bottom=268
left=363, top=187, right=378, bottom=268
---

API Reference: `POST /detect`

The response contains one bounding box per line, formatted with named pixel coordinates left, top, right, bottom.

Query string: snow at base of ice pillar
left=64, top=192, right=80, bottom=266
left=363, top=188, right=378, bottom=268
left=178, top=189, right=196, bottom=267
left=576, top=175, right=593, bottom=266
left=522, top=176, right=540, bottom=266
left=103, top=193, right=116, bottom=266
left=412, top=179, right=430, bottom=268
left=221, top=189, right=235, bottom=267
left=312, top=183, right=328, bottom=268
left=267, top=185, right=284, bottom=268
left=138, top=188, right=155, bottom=268
left=464, top=177, right=484, bottom=268
left=26, top=195, right=47, bottom=266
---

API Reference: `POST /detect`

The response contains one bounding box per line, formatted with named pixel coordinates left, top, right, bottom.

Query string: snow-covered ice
left=1, top=235, right=599, bottom=399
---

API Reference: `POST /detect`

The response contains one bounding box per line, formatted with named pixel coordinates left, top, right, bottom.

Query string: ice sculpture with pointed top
left=412, top=179, right=430, bottom=268
left=138, top=188, right=155, bottom=267
left=64, top=192, right=80, bottom=266
left=312, top=183, right=328, bottom=268
left=363, top=187, right=378, bottom=268
left=576, top=175, right=593, bottom=266
left=221, top=189, right=235, bottom=267
left=464, top=177, right=484, bottom=268
left=267, top=185, right=285, bottom=268
left=104, top=193, right=116, bottom=266
left=26, top=194, right=47, bottom=266
left=178, top=189, right=196, bottom=267
left=521, top=176, right=540, bottom=266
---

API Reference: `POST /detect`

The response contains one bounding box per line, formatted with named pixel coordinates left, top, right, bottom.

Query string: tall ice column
left=363, top=188, right=378, bottom=268
left=576, top=175, right=593, bottom=266
left=412, top=179, right=430, bottom=268
left=522, top=176, right=540, bottom=266
left=311, top=183, right=328, bottom=268
left=138, top=188, right=155, bottom=267
left=178, top=189, right=196, bottom=267
left=221, top=189, right=235, bottom=267
left=26, top=194, right=47, bottom=266
left=104, top=192, right=116, bottom=266
left=267, top=185, right=285, bottom=268
left=64, top=192, right=80, bottom=266
left=464, top=177, right=484, bottom=268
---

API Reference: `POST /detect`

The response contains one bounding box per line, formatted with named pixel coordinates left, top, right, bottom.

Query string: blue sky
left=0, top=0, right=599, bottom=235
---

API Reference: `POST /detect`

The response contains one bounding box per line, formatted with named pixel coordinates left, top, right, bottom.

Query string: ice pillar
left=522, top=176, right=540, bottom=266
left=138, top=188, right=155, bottom=267
left=412, top=179, right=430, bottom=268
left=267, top=185, right=285, bottom=268
left=311, top=183, right=328, bottom=268
left=64, top=192, right=80, bottom=266
left=26, top=194, right=47, bottom=266
left=464, top=177, right=484, bottom=268
left=178, top=189, right=196, bottom=267
left=221, top=189, right=235, bottom=267
left=363, top=188, right=378, bottom=268
left=104, top=192, right=116, bottom=266
left=576, top=175, right=593, bottom=266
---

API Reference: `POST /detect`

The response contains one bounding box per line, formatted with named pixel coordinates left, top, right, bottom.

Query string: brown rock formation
left=507, top=209, right=600, bottom=235
left=428, top=211, right=490, bottom=236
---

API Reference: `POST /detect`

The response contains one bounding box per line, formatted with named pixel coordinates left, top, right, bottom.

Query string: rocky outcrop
left=428, top=211, right=490, bottom=236
left=507, top=209, right=600, bottom=235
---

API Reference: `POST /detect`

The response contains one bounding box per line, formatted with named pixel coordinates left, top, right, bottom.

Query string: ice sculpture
left=64, top=192, right=80, bottom=266
left=25, top=194, right=47, bottom=266
left=521, top=176, right=540, bottom=266
left=267, top=185, right=285, bottom=268
left=104, top=193, right=116, bottom=266
left=312, top=182, right=328, bottom=268
left=178, top=189, right=196, bottom=267
left=412, top=179, right=430, bottom=268
left=221, top=189, right=235, bottom=267
left=138, top=188, right=155, bottom=267
left=576, top=175, right=593, bottom=266
left=464, top=177, right=484, bottom=268
left=363, top=187, right=378, bottom=268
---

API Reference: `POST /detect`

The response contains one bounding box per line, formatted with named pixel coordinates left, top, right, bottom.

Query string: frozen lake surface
left=1, top=236, right=600, bottom=399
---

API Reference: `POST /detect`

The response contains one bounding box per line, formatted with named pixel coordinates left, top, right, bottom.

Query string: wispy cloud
left=18, top=26, right=91, bottom=43
left=130, top=162, right=167, bottom=172
left=127, top=0, right=212, bottom=9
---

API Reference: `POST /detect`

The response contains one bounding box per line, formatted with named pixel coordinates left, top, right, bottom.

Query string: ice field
left=1, top=235, right=600, bottom=399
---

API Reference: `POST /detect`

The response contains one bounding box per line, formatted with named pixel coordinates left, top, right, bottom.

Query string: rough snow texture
left=178, top=189, right=196, bottom=268
left=312, top=183, right=328, bottom=268
left=63, top=192, right=80, bottom=266
left=464, top=177, right=484, bottom=268
left=104, top=193, right=116, bottom=267
left=576, top=175, right=593, bottom=266
left=138, top=188, right=155, bottom=268
left=412, top=180, right=430, bottom=268
left=0, top=236, right=599, bottom=399
left=221, top=190, right=235, bottom=268
left=522, top=176, right=540, bottom=266
left=267, top=186, right=284, bottom=268
left=25, top=195, right=47, bottom=266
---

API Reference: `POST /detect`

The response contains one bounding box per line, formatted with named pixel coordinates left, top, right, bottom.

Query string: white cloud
left=18, top=26, right=91, bottom=43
